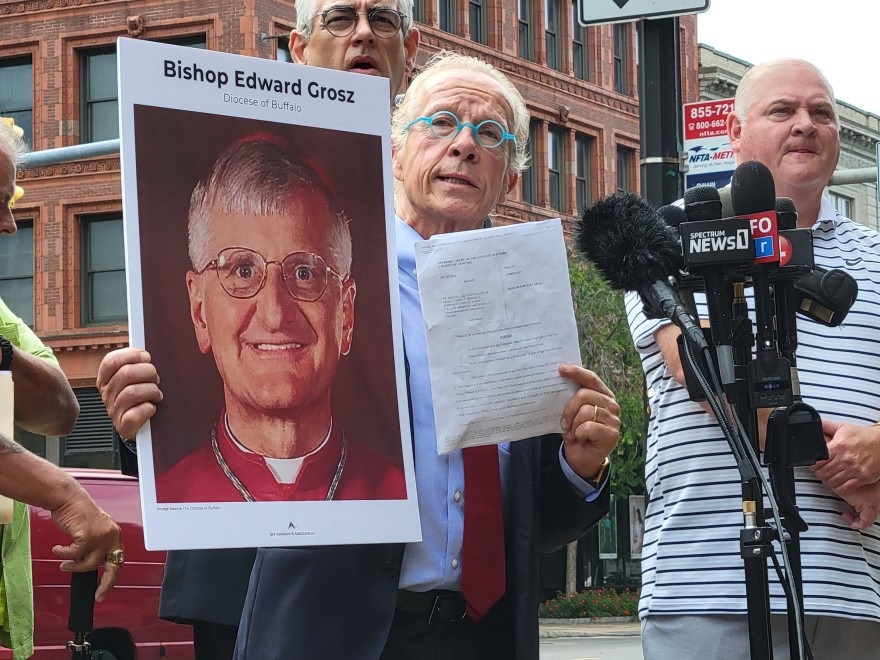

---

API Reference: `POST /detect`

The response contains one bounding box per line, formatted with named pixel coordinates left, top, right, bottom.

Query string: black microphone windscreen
left=577, top=192, right=682, bottom=292
left=776, top=197, right=797, bottom=230
left=657, top=204, right=688, bottom=230
left=683, top=185, right=723, bottom=221
left=731, top=160, right=776, bottom=215
left=684, top=186, right=721, bottom=204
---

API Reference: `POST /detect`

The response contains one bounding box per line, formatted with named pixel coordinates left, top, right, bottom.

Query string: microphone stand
left=728, top=278, right=774, bottom=660
left=765, top=265, right=827, bottom=660
left=690, top=269, right=814, bottom=660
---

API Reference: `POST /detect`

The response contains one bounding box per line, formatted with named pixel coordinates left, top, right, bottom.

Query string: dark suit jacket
left=115, top=433, right=257, bottom=627
left=232, top=434, right=610, bottom=660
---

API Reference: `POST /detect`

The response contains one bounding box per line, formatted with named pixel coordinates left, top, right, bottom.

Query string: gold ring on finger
left=105, top=549, right=125, bottom=566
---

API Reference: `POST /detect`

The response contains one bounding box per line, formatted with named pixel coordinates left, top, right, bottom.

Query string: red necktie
left=460, top=444, right=506, bottom=621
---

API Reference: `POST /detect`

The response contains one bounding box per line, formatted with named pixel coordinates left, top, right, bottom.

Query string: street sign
left=682, top=98, right=735, bottom=189
left=578, top=0, right=710, bottom=26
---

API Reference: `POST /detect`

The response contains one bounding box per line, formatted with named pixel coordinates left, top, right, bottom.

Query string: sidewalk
left=538, top=617, right=641, bottom=639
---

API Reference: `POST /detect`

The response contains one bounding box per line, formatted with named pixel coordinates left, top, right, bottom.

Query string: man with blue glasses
left=404, top=111, right=517, bottom=150
left=234, top=52, right=620, bottom=660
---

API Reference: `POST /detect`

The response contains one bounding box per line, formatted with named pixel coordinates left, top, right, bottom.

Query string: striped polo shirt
left=627, top=196, right=880, bottom=622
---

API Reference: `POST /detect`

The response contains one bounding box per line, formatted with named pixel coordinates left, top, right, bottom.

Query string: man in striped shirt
left=628, top=58, right=880, bottom=659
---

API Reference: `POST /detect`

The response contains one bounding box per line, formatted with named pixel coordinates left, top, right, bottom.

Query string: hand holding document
left=415, top=219, right=582, bottom=454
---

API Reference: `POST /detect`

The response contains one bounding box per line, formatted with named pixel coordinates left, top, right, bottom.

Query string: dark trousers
left=380, top=602, right=505, bottom=660
left=193, top=621, right=238, bottom=660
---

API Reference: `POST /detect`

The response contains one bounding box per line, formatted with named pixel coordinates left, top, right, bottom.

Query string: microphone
left=679, top=184, right=754, bottom=268
left=730, top=162, right=794, bottom=408
left=682, top=185, right=722, bottom=222
left=794, top=267, right=858, bottom=326
left=656, top=203, right=688, bottom=231
left=577, top=192, right=707, bottom=351
left=731, top=160, right=780, bottom=264
left=656, top=203, right=700, bottom=317
left=776, top=197, right=814, bottom=270
left=773, top=195, right=857, bottom=326
left=683, top=185, right=738, bottom=393
left=772, top=197, right=802, bottom=358
left=776, top=197, right=797, bottom=230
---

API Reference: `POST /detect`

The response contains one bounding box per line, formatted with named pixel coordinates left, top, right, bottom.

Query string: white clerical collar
left=224, top=414, right=333, bottom=484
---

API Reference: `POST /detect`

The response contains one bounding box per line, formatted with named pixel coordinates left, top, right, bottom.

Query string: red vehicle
left=0, top=468, right=193, bottom=659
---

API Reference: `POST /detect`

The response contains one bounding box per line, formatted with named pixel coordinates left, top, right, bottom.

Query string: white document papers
left=414, top=219, right=582, bottom=454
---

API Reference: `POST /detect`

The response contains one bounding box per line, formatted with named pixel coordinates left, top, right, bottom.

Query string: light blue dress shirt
left=395, top=218, right=601, bottom=592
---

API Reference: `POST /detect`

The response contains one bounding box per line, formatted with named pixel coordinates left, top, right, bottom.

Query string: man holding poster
left=234, top=52, right=620, bottom=660
left=98, top=0, right=421, bottom=655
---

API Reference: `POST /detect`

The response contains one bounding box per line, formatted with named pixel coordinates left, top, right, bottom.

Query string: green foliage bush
left=538, top=588, right=639, bottom=619
left=568, top=250, right=646, bottom=499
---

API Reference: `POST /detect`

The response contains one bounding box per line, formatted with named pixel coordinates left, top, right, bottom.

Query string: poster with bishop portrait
left=117, top=38, right=419, bottom=550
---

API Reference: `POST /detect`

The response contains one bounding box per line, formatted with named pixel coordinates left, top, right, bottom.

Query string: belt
left=396, top=589, right=467, bottom=623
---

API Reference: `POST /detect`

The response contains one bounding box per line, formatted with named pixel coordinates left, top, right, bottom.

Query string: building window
left=63, top=388, right=117, bottom=469
left=829, top=192, right=854, bottom=220
left=81, top=47, right=118, bottom=143
left=276, top=37, right=293, bottom=62
left=571, top=2, right=588, bottom=81
left=469, top=0, right=486, bottom=43
left=575, top=134, right=593, bottom=213
left=160, top=35, right=207, bottom=49
left=82, top=214, right=127, bottom=325
left=617, top=146, right=633, bottom=193
left=548, top=125, right=565, bottom=211
left=413, top=0, right=425, bottom=22
left=0, top=56, right=33, bottom=148
left=522, top=120, right=540, bottom=204
left=613, top=22, right=628, bottom=94
left=545, top=0, right=561, bottom=70
left=438, top=0, right=457, bottom=32
left=0, top=220, right=33, bottom=326
left=518, top=0, right=533, bottom=60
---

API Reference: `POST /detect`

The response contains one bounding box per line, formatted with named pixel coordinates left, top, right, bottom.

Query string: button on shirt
left=395, top=217, right=602, bottom=592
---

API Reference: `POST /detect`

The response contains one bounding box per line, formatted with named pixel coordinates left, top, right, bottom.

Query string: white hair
left=187, top=138, right=352, bottom=277
left=0, top=122, right=27, bottom=165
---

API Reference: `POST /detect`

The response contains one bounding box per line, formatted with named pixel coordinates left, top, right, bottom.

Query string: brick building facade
left=1, top=0, right=698, bottom=466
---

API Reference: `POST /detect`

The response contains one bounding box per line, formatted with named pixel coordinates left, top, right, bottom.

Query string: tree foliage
left=568, top=248, right=646, bottom=498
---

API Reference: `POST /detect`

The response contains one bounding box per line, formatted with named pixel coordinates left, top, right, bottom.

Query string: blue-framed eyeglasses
left=404, top=111, right=516, bottom=149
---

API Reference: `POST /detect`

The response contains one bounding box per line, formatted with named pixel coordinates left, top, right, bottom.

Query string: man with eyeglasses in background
left=289, top=0, right=419, bottom=106
left=97, top=2, right=418, bottom=656
left=233, top=51, right=619, bottom=660
left=153, top=136, right=405, bottom=505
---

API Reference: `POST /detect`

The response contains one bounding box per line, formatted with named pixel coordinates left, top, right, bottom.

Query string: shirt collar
left=396, top=215, right=422, bottom=281
left=814, top=194, right=842, bottom=230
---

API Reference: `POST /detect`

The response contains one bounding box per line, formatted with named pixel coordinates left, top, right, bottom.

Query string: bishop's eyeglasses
left=199, top=247, right=344, bottom=302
